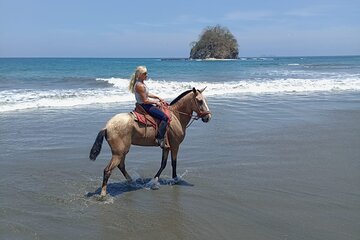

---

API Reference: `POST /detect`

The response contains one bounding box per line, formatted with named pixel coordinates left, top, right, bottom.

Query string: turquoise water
left=1, top=56, right=360, bottom=112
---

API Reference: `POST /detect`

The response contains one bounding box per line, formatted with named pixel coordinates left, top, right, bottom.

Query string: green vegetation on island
left=190, top=25, right=239, bottom=60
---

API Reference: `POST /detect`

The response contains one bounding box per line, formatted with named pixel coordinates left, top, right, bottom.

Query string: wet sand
left=1, top=94, right=360, bottom=240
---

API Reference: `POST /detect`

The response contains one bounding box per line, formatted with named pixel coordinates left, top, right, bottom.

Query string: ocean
left=1, top=56, right=360, bottom=239
left=1, top=56, right=360, bottom=112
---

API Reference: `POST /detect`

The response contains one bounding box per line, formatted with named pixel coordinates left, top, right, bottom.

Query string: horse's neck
left=170, top=97, right=193, bottom=129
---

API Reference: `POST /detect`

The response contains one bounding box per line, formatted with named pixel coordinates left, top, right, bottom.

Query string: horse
left=89, top=87, right=212, bottom=196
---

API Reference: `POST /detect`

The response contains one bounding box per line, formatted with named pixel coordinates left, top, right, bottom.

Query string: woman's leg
left=146, top=106, right=168, bottom=143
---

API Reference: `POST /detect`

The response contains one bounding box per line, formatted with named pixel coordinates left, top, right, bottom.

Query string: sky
left=0, top=0, right=359, bottom=57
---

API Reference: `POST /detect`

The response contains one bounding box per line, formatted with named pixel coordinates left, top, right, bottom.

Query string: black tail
left=89, top=128, right=106, bottom=161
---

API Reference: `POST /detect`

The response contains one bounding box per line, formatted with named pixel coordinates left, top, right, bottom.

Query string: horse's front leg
left=148, top=149, right=169, bottom=190
left=171, top=146, right=179, bottom=181
left=154, top=148, right=170, bottom=179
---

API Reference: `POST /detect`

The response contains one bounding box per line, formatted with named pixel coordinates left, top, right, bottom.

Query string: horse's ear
left=192, top=87, right=197, bottom=95
left=199, top=86, right=207, bottom=93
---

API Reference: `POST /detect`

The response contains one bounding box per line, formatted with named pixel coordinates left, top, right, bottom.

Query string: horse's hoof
left=151, top=182, right=160, bottom=190
left=95, top=194, right=107, bottom=202
left=170, top=176, right=181, bottom=185
left=174, top=176, right=181, bottom=183
left=147, top=177, right=160, bottom=190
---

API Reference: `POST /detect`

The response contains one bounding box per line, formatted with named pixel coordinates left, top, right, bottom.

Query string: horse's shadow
left=85, top=178, right=194, bottom=198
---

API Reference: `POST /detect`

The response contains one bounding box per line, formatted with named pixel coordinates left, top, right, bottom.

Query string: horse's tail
left=89, top=128, right=107, bottom=161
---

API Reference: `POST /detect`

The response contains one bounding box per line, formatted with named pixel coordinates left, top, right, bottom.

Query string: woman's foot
left=156, top=138, right=165, bottom=148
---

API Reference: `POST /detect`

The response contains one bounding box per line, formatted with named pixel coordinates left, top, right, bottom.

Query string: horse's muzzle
left=202, top=114, right=211, bottom=123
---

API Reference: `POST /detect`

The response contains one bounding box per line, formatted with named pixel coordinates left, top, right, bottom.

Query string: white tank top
left=134, top=81, right=149, bottom=104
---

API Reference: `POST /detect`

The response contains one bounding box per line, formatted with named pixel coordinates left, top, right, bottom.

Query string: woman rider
left=129, top=66, right=168, bottom=148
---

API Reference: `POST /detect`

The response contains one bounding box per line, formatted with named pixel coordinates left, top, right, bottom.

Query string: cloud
left=224, top=10, right=274, bottom=21
left=224, top=4, right=339, bottom=22
left=135, top=22, right=166, bottom=28
left=284, top=5, right=329, bottom=17
left=172, top=15, right=215, bottom=25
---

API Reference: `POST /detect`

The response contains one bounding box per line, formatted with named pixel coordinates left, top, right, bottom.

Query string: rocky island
left=190, top=25, right=239, bottom=60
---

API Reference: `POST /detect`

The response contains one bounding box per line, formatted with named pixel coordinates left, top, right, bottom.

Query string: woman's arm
left=135, top=84, right=161, bottom=105
left=148, top=93, right=164, bottom=102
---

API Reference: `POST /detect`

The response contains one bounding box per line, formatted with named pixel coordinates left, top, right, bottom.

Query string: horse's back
left=105, top=113, right=134, bottom=140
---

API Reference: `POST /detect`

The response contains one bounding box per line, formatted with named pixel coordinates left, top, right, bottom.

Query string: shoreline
left=198, top=58, right=238, bottom=61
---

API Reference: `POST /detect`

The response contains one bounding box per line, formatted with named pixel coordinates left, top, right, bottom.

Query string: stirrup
left=155, top=138, right=165, bottom=148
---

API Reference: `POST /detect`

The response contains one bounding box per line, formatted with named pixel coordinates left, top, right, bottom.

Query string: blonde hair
left=129, top=66, right=147, bottom=93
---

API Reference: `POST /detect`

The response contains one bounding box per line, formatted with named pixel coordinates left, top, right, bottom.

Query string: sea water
left=1, top=56, right=360, bottom=240
left=1, top=56, right=360, bottom=113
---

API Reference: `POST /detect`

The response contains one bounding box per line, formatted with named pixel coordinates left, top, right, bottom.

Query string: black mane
left=170, top=89, right=193, bottom=105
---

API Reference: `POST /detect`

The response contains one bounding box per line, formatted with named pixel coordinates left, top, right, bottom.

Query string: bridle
left=171, top=96, right=211, bottom=128
left=192, top=97, right=211, bottom=119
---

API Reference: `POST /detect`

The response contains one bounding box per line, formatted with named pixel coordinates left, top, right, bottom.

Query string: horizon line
left=1, top=54, right=360, bottom=59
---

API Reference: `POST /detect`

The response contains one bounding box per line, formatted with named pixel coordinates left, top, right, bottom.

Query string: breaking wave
left=1, top=76, right=360, bottom=112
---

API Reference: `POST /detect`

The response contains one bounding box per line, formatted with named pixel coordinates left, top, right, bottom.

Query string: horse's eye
left=198, top=100, right=204, bottom=105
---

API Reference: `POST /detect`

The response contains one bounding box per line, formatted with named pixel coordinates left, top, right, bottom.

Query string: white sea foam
left=96, top=77, right=130, bottom=89
left=1, top=76, right=360, bottom=112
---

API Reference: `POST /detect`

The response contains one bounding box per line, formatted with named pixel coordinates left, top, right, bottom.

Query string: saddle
left=131, top=103, right=172, bottom=148
left=132, top=103, right=171, bottom=128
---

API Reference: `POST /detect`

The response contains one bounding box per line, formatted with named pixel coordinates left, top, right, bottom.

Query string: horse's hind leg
left=101, top=154, right=123, bottom=196
left=118, top=160, right=132, bottom=182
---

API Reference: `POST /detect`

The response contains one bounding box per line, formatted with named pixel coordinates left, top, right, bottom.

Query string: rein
left=172, top=109, right=199, bottom=128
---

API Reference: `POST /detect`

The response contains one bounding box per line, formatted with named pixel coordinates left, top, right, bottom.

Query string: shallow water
left=1, top=93, right=360, bottom=239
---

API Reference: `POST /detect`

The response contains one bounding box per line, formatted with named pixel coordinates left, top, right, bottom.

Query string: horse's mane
left=170, top=89, right=193, bottom=106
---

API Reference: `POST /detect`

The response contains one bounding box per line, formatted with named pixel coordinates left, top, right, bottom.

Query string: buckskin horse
left=89, top=87, right=211, bottom=196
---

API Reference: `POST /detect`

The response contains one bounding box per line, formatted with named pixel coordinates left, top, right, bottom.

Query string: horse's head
left=192, top=87, right=212, bottom=123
